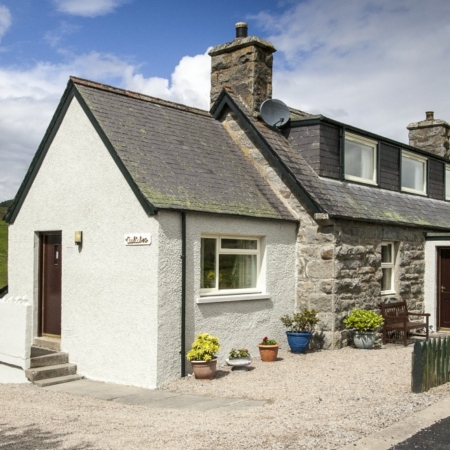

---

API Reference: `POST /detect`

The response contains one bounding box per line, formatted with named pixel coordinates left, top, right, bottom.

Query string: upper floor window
left=344, top=133, right=377, bottom=185
left=446, top=165, right=450, bottom=200
left=200, top=236, right=260, bottom=296
left=401, top=151, right=427, bottom=195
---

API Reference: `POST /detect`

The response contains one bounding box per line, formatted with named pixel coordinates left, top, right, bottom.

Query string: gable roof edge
left=72, top=85, right=157, bottom=217
left=211, top=90, right=324, bottom=216
left=4, top=81, right=77, bottom=223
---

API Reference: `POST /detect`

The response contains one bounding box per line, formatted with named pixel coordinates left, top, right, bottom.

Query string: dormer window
left=344, top=133, right=377, bottom=185
left=446, top=165, right=450, bottom=200
left=401, top=151, right=427, bottom=195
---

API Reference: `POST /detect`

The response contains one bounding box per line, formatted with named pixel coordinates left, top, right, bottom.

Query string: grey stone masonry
left=407, top=111, right=450, bottom=158
left=209, top=28, right=276, bottom=113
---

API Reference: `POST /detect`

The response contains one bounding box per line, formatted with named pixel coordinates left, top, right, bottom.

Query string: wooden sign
left=124, top=233, right=152, bottom=246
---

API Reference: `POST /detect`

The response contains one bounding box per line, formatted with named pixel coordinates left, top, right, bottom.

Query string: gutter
left=180, top=212, right=187, bottom=377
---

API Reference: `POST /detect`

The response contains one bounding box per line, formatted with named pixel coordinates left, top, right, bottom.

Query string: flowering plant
left=259, top=336, right=277, bottom=345
left=229, top=348, right=250, bottom=359
left=186, top=333, right=220, bottom=362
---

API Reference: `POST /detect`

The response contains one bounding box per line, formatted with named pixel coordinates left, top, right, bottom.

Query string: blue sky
left=1, top=0, right=450, bottom=201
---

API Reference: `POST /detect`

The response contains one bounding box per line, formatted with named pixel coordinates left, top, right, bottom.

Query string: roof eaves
left=212, top=90, right=324, bottom=216
left=4, top=80, right=77, bottom=223
left=73, top=84, right=158, bottom=217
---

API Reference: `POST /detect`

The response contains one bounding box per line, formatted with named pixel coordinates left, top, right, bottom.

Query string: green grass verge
left=0, top=206, right=8, bottom=288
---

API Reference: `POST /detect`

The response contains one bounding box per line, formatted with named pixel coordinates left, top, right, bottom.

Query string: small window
left=446, top=166, right=450, bottom=200
left=381, top=242, right=395, bottom=294
left=401, top=151, right=427, bottom=195
left=200, top=236, right=260, bottom=295
left=344, top=133, right=377, bottom=185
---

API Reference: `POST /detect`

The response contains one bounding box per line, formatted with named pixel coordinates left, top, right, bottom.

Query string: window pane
left=218, top=254, right=257, bottom=289
left=381, top=268, right=392, bottom=292
left=201, top=238, right=216, bottom=288
left=402, top=156, right=424, bottom=191
left=446, top=168, right=450, bottom=199
left=381, top=245, right=392, bottom=263
left=345, top=139, right=374, bottom=180
left=221, top=239, right=257, bottom=250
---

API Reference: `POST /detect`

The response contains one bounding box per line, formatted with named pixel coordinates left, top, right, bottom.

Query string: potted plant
left=226, top=348, right=251, bottom=369
left=186, top=333, right=220, bottom=379
left=257, top=337, right=279, bottom=362
left=343, top=309, right=384, bottom=349
left=280, top=309, right=319, bottom=353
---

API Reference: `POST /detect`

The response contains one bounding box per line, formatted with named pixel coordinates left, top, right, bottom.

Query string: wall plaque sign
left=124, top=233, right=152, bottom=246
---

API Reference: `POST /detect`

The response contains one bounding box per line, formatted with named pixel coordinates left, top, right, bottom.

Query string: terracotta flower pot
left=190, top=359, right=218, bottom=379
left=258, top=344, right=279, bottom=362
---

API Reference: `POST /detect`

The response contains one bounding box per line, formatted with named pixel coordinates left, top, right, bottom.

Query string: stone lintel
left=314, top=213, right=333, bottom=226
left=208, top=36, right=276, bottom=57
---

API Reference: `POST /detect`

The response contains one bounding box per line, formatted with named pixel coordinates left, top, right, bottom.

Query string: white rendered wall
left=425, top=239, right=450, bottom=331
left=7, top=97, right=160, bottom=389
left=159, top=212, right=297, bottom=370
left=0, top=296, right=31, bottom=369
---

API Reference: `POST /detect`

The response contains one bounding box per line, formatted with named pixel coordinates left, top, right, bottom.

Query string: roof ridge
left=70, top=76, right=211, bottom=118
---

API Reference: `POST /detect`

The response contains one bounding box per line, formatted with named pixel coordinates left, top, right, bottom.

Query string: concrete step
left=25, top=363, right=77, bottom=382
left=30, top=352, right=69, bottom=368
left=34, top=374, right=84, bottom=388
left=33, top=337, right=61, bottom=352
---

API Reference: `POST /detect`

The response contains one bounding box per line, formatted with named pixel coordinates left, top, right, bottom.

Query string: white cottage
left=3, top=22, right=450, bottom=387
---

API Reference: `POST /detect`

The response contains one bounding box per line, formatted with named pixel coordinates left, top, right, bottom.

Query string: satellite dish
left=260, top=99, right=290, bottom=128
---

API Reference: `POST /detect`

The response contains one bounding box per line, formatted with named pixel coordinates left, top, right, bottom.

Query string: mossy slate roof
left=72, top=78, right=294, bottom=221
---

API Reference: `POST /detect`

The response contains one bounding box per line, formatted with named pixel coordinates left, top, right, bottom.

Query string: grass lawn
left=0, top=206, right=9, bottom=288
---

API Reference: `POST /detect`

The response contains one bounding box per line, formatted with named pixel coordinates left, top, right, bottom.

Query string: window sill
left=401, top=187, right=427, bottom=196
left=196, top=293, right=271, bottom=304
left=344, top=175, right=377, bottom=186
left=381, top=290, right=396, bottom=296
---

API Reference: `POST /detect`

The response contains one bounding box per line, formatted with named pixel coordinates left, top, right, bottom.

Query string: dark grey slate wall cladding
left=319, top=123, right=340, bottom=179
left=287, top=125, right=321, bottom=172
left=429, top=159, right=445, bottom=200
left=379, top=143, right=400, bottom=191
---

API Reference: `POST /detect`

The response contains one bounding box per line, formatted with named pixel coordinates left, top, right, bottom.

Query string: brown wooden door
left=439, top=248, right=450, bottom=329
left=39, top=233, right=62, bottom=336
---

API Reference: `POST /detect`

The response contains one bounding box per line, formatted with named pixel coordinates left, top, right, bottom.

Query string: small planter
left=226, top=356, right=252, bottom=370
left=190, top=359, right=218, bottom=379
left=258, top=344, right=279, bottom=362
left=353, top=331, right=377, bottom=349
left=286, top=331, right=312, bottom=353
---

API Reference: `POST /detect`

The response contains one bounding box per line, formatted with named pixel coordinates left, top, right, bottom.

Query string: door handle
left=442, top=286, right=446, bottom=293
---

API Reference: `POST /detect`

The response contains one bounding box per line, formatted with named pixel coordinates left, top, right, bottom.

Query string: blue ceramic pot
left=286, top=331, right=312, bottom=353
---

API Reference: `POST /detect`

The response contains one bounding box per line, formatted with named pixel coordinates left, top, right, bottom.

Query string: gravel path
left=1, top=345, right=450, bottom=449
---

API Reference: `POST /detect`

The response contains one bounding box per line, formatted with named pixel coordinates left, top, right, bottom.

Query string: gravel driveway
left=1, top=345, right=450, bottom=449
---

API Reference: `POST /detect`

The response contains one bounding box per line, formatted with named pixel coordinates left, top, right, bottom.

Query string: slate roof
left=217, top=90, right=450, bottom=230
left=70, top=78, right=294, bottom=221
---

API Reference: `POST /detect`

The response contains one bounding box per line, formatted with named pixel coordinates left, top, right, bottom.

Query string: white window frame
left=199, top=235, right=262, bottom=299
left=381, top=242, right=395, bottom=295
left=401, top=150, right=427, bottom=196
left=344, top=133, right=378, bottom=185
left=446, top=165, right=450, bottom=200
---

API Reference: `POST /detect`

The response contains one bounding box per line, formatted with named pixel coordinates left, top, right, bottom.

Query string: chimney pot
left=235, top=22, right=248, bottom=38
left=426, top=111, right=434, bottom=121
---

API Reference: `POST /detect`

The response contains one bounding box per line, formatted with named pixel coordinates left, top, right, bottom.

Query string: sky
left=1, top=0, right=450, bottom=202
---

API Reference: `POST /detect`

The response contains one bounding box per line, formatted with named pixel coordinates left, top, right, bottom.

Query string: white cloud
left=0, top=5, right=11, bottom=40
left=52, top=0, right=130, bottom=17
left=253, top=0, right=450, bottom=142
left=0, top=50, right=210, bottom=201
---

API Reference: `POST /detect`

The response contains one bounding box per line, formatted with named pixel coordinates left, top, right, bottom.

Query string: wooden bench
left=380, top=301, right=430, bottom=346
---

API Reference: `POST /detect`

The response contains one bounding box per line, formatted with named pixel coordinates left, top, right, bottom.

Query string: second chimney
left=208, top=22, right=276, bottom=113
left=407, top=111, right=450, bottom=158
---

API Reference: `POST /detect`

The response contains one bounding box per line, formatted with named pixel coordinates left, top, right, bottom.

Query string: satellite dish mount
left=260, top=99, right=290, bottom=128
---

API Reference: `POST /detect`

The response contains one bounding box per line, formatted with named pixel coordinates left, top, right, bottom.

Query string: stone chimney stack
left=208, top=22, right=276, bottom=113
left=407, top=111, right=450, bottom=158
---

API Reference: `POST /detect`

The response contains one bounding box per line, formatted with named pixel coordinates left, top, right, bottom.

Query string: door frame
left=38, top=231, right=62, bottom=337
left=437, top=247, right=450, bottom=331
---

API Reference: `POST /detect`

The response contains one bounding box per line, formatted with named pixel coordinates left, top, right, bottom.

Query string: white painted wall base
left=0, top=362, right=30, bottom=384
